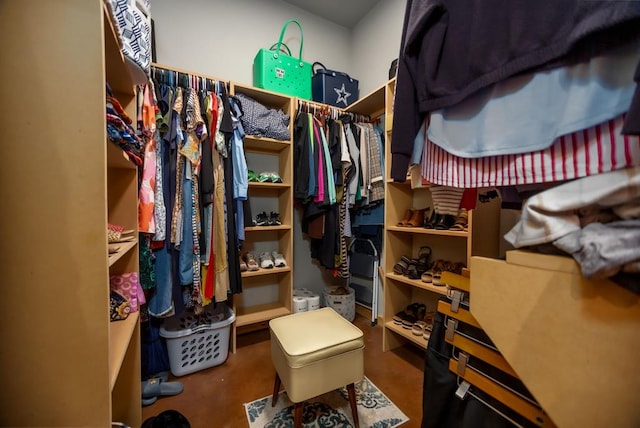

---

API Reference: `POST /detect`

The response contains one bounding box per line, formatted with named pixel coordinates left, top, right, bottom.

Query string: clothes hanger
left=457, top=381, right=527, bottom=428
left=449, top=357, right=554, bottom=426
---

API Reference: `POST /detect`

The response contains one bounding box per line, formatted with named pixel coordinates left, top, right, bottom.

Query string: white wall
left=151, top=0, right=406, bottom=304
left=152, top=0, right=352, bottom=85
left=350, top=0, right=405, bottom=95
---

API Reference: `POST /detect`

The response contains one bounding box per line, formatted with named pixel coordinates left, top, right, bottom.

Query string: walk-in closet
left=2, top=1, right=639, bottom=427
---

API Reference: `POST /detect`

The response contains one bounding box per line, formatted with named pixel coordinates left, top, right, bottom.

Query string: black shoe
left=268, top=211, right=281, bottom=226
left=255, top=211, right=269, bottom=226
left=424, top=210, right=440, bottom=229
left=434, top=214, right=456, bottom=230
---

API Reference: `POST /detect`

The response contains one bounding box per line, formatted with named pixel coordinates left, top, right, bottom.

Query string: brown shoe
left=397, top=209, right=414, bottom=226
left=407, top=208, right=429, bottom=227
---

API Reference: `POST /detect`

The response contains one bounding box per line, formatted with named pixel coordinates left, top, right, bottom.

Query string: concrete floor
left=142, top=313, right=425, bottom=427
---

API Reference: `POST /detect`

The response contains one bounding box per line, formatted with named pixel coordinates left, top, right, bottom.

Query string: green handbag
left=253, top=20, right=312, bottom=99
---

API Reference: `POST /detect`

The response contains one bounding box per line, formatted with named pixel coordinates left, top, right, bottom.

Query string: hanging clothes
left=421, top=114, right=640, bottom=188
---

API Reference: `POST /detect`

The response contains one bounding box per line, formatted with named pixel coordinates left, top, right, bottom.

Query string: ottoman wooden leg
left=347, top=383, right=359, bottom=427
left=271, top=372, right=281, bottom=406
left=294, top=401, right=304, bottom=428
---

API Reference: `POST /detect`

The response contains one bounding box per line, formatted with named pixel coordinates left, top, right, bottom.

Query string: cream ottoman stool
left=269, top=307, right=365, bottom=428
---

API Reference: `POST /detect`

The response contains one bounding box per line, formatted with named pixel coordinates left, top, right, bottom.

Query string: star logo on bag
left=334, top=83, right=351, bottom=106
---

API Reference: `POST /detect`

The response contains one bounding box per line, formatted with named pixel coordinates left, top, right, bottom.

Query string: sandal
left=417, top=246, right=433, bottom=272
left=405, top=259, right=427, bottom=280
left=393, top=256, right=411, bottom=275
left=141, top=378, right=184, bottom=399
left=423, top=311, right=435, bottom=340
left=239, top=256, right=248, bottom=272
left=433, top=261, right=454, bottom=286
left=402, top=303, right=426, bottom=329
left=393, top=302, right=420, bottom=325
left=450, top=209, right=469, bottom=231
left=421, top=259, right=447, bottom=283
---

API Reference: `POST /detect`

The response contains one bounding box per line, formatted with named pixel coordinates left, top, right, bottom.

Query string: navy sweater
left=391, top=0, right=640, bottom=181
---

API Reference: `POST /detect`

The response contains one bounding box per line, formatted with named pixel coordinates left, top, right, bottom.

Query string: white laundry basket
left=160, top=305, right=235, bottom=377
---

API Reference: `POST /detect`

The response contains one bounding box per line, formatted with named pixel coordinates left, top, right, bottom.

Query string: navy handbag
left=311, top=62, right=359, bottom=108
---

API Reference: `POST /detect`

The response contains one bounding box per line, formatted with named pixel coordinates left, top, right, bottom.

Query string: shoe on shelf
left=271, top=251, right=286, bottom=267
left=407, top=208, right=429, bottom=227
left=397, top=208, right=414, bottom=226
left=401, top=303, right=426, bottom=329
left=424, top=210, right=440, bottom=229
left=267, top=171, right=283, bottom=183
left=257, top=171, right=283, bottom=183
left=392, top=302, right=420, bottom=325
left=259, top=252, right=274, bottom=269
left=434, top=214, right=456, bottom=230
left=239, top=255, right=248, bottom=272
left=393, top=255, right=411, bottom=275
left=255, top=211, right=269, bottom=226
left=244, top=252, right=259, bottom=271
left=268, top=212, right=282, bottom=226
left=450, top=209, right=469, bottom=231
left=248, top=170, right=259, bottom=182
left=421, top=259, right=447, bottom=284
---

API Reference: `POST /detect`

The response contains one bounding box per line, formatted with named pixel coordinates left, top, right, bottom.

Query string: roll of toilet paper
left=306, top=294, right=320, bottom=311
left=293, top=296, right=308, bottom=313
left=293, top=288, right=313, bottom=297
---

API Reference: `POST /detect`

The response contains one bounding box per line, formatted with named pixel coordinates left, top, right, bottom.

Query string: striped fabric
left=421, top=114, right=640, bottom=188
left=429, top=185, right=464, bottom=216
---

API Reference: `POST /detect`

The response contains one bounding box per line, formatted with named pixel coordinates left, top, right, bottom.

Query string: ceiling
left=281, top=0, right=381, bottom=28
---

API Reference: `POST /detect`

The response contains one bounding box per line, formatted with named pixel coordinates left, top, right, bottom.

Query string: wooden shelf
left=107, top=142, right=137, bottom=169
left=108, top=240, right=137, bottom=267
left=387, top=225, right=469, bottom=238
left=346, top=80, right=387, bottom=117
left=386, top=273, right=449, bottom=296
left=384, top=321, right=428, bottom=350
left=248, top=182, right=290, bottom=189
left=241, top=266, right=291, bottom=278
left=231, top=82, right=292, bottom=108
left=108, top=312, right=139, bottom=390
left=244, top=225, right=291, bottom=232
left=244, top=135, right=290, bottom=153
left=235, top=303, right=291, bottom=327
left=103, top=4, right=135, bottom=96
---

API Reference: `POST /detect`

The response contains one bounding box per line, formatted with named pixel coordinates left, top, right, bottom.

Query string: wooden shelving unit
left=0, top=2, right=142, bottom=425
left=230, top=83, right=295, bottom=353
left=380, top=78, right=500, bottom=353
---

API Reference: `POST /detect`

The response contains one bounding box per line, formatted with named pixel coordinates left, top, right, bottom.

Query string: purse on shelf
left=253, top=19, right=312, bottom=99
left=110, top=272, right=145, bottom=313
left=312, top=62, right=359, bottom=108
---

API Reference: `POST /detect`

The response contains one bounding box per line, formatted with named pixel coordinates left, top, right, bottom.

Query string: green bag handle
left=274, top=19, right=304, bottom=66
left=269, top=43, right=292, bottom=57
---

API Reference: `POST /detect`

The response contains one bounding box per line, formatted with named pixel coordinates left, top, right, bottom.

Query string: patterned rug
left=244, top=376, right=409, bottom=427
